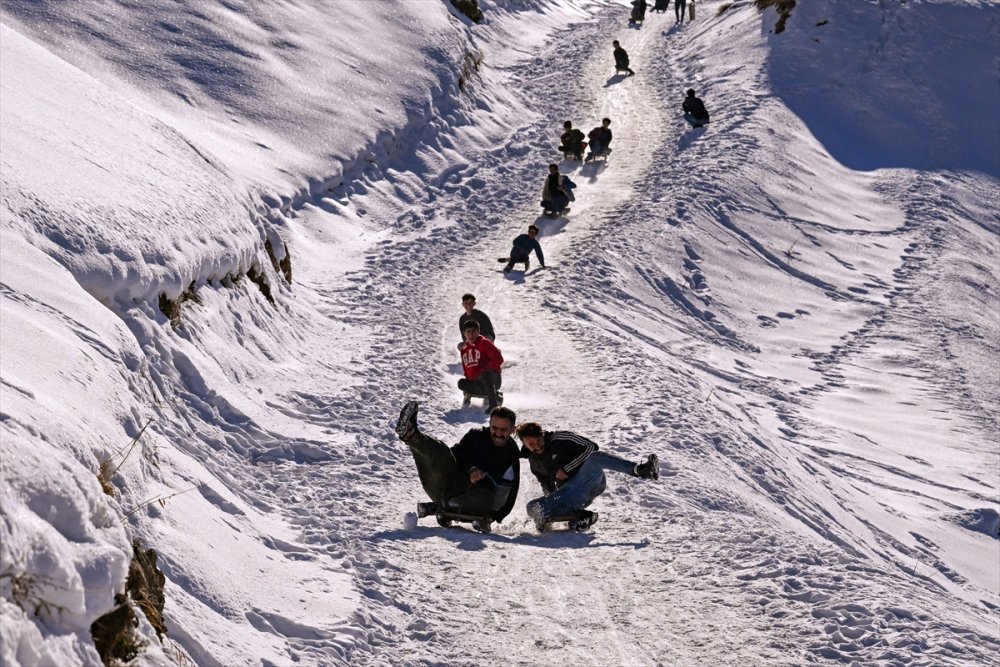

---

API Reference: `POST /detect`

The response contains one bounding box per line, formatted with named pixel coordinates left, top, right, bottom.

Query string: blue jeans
left=526, top=452, right=634, bottom=520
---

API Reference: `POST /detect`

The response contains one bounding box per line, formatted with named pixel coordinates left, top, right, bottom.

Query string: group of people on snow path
left=637, top=0, right=694, bottom=24
left=395, top=401, right=658, bottom=533
left=396, top=294, right=658, bottom=534
left=387, top=19, right=731, bottom=536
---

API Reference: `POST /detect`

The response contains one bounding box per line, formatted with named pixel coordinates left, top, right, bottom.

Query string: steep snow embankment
left=0, top=0, right=506, bottom=663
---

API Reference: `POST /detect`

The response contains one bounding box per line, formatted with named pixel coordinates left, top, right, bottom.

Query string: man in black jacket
left=395, top=401, right=520, bottom=532
left=682, top=88, right=710, bottom=127
left=559, top=121, right=587, bottom=160
left=612, top=40, right=634, bottom=76
left=458, top=293, right=495, bottom=347
left=516, top=422, right=658, bottom=531
left=586, top=117, right=613, bottom=162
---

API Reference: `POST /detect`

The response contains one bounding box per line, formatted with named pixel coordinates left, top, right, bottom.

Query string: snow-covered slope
left=1, top=0, right=997, bottom=665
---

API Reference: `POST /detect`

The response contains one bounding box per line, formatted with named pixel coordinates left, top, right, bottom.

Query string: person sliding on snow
left=586, top=117, right=613, bottom=162
left=502, top=224, right=546, bottom=272
left=395, top=401, right=520, bottom=533
left=682, top=88, right=710, bottom=127
left=629, top=0, right=647, bottom=23
left=459, top=320, right=504, bottom=413
left=559, top=121, right=587, bottom=160
left=516, top=422, right=659, bottom=531
left=458, top=293, right=495, bottom=349
left=612, top=40, right=634, bottom=76
left=539, top=164, right=576, bottom=216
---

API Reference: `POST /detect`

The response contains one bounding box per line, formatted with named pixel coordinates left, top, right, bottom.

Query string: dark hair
left=516, top=422, right=543, bottom=438
left=490, top=406, right=517, bottom=425
left=462, top=293, right=475, bottom=302
left=603, top=118, right=611, bottom=125
left=687, top=88, right=696, bottom=96
left=463, top=320, right=480, bottom=330
left=563, top=120, right=572, bottom=128
left=528, top=224, right=539, bottom=233
left=613, top=40, right=620, bottom=46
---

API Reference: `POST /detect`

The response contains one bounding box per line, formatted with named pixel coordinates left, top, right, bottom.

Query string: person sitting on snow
left=458, top=293, right=495, bottom=349
left=502, top=224, right=546, bottom=273
left=517, top=422, right=659, bottom=532
left=682, top=88, right=710, bottom=128
left=586, top=117, right=613, bottom=161
left=539, top=163, right=576, bottom=215
left=560, top=121, right=587, bottom=160
left=395, top=401, right=520, bottom=533
left=458, top=319, right=504, bottom=413
left=612, top=40, right=634, bottom=76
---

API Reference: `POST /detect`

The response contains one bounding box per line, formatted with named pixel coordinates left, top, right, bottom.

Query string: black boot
left=395, top=401, right=419, bottom=442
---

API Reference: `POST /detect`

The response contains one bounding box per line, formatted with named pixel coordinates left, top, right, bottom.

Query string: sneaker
left=395, top=401, right=419, bottom=441
left=417, top=501, right=438, bottom=518
left=496, top=391, right=504, bottom=407
left=634, top=454, right=659, bottom=480
left=436, top=515, right=453, bottom=528
left=472, top=519, right=492, bottom=533
left=462, top=393, right=471, bottom=408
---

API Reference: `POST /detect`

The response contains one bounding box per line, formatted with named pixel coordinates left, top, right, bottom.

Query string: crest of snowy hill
left=1, top=0, right=998, bottom=666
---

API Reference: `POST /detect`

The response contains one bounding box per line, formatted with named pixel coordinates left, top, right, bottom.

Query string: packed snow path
left=241, top=7, right=997, bottom=667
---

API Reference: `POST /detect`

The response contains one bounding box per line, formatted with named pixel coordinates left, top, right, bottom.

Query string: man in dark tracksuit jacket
left=395, top=401, right=520, bottom=532
left=517, top=423, right=658, bottom=530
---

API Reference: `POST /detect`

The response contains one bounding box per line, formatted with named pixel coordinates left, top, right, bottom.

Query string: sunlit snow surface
left=1, top=0, right=997, bottom=665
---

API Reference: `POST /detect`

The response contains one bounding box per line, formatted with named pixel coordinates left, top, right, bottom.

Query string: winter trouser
left=589, top=140, right=606, bottom=156
left=458, top=370, right=502, bottom=410
left=675, top=0, right=686, bottom=21
left=504, top=249, right=531, bottom=272
left=407, top=432, right=496, bottom=516
left=540, top=194, right=570, bottom=212
left=526, top=452, right=636, bottom=521
left=683, top=113, right=709, bottom=128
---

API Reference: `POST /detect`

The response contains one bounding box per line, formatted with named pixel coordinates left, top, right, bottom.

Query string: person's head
left=488, top=407, right=517, bottom=446
left=602, top=117, right=611, bottom=127
left=548, top=163, right=559, bottom=175
left=463, top=319, right=480, bottom=343
left=462, top=293, right=476, bottom=314
left=516, top=422, right=545, bottom=454
left=687, top=88, right=696, bottom=97
left=563, top=120, right=572, bottom=129
left=527, top=224, right=539, bottom=238
left=612, top=40, right=620, bottom=47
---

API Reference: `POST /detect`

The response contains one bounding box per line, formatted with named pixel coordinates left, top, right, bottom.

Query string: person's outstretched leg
left=395, top=402, right=468, bottom=502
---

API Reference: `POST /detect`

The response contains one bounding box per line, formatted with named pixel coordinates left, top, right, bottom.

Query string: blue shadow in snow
left=767, top=1, right=998, bottom=176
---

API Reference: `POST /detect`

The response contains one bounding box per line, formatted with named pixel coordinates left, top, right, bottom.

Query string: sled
left=536, top=511, right=599, bottom=533
left=498, top=256, right=531, bottom=271
left=461, top=389, right=503, bottom=410
left=585, top=147, right=611, bottom=163
left=417, top=503, right=492, bottom=533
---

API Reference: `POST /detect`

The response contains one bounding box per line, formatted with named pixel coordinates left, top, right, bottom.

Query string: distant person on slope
left=586, top=117, right=613, bottom=162
left=629, top=0, right=648, bottom=24
left=458, top=293, right=495, bottom=349
left=675, top=0, right=687, bottom=24
left=395, top=401, right=520, bottom=532
left=501, top=224, right=546, bottom=272
left=652, top=0, right=669, bottom=12
left=458, top=320, right=505, bottom=412
left=612, top=40, right=635, bottom=76
left=539, top=163, right=577, bottom=216
left=559, top=120, right=587, bottom=160
left=682, top=88, right=710, bottom=127
left=517, top=423, right=659, bottom=531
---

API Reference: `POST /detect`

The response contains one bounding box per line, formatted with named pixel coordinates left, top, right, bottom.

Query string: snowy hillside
left=1, top=0, right=997, bottom=665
